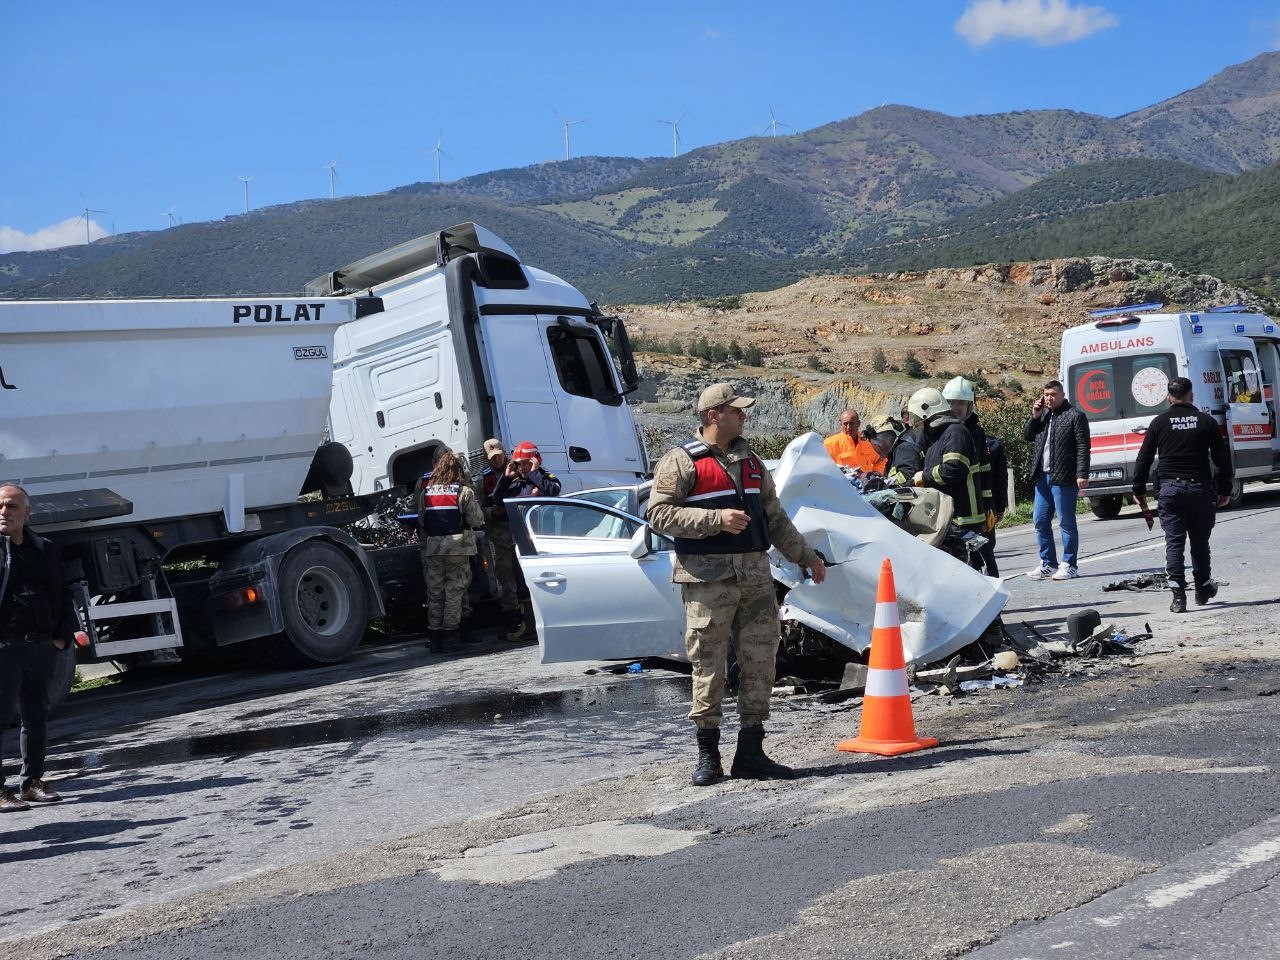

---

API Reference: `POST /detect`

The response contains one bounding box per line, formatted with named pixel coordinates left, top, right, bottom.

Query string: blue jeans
left=1032, top=475, right=1079, bottom=568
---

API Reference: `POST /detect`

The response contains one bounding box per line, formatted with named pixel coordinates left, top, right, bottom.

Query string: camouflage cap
left=483, top=438, right=504, bottom=457
left=697, top=382, right=756, bottom=413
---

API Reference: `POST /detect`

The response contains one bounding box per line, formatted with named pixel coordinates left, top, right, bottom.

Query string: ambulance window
left=1070, top=361, right=1117, bottom=420
left=547, top=326, right=623, bottom=407
left=1221, top=351, right=1261, bottom=404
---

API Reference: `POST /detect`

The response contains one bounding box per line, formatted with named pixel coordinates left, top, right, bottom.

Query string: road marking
left=1142, top=836, right=1280, bottom=909
left=1077, top=543, right=1160, bottom=565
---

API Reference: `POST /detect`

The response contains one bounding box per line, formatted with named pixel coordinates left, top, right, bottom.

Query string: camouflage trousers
left=486, top=522, right=521, bottom=613
left=681, top=578, right=780, bottom=729
left=421, top=554, right=473, bottom=631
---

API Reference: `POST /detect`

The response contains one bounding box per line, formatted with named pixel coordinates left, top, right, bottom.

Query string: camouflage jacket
left=418, top=484, right=485, bottom=557
left=647, top=432, right=819, bottom=585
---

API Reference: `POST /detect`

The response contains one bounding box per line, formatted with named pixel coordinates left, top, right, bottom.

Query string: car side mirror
left=629, top=524, right=653, bottom=559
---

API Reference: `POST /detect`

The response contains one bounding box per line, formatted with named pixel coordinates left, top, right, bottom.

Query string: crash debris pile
left=347, top=492, right=420, bottom=548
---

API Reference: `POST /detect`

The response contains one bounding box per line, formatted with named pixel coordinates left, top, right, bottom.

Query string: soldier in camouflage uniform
left=418, top=451, right=484, bottom=653
left=648, top=383, right=827, bottom=786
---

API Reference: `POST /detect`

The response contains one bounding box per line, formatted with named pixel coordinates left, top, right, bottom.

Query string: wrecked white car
left=505, top=433, right=1008, bottom=668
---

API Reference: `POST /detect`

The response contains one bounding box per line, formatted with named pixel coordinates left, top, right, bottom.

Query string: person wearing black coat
left=0, top=484, right=77, bottom=812
left=981, top=436, right=1009, bottom=576
left=1132, top=377, right=1233, bottom=613
left=1023, top=380, right=1091, bottom=580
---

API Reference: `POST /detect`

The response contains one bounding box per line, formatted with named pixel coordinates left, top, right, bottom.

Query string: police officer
left=0, top=484, right=76, bottom=812
left=648, top=383, right=827, bottom=787
left=418, top=452, right=484, bottom=652
left=1132, top=377, right=1232, bottom=613
left=912, top=387, right=986, bottom=533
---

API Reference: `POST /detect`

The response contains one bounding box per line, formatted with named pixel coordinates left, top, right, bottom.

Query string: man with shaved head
left=824, top=408, right=886, bottom=474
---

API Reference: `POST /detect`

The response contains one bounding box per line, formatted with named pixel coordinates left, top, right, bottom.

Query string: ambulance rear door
left=1217, top=338, right=1271, bottom=477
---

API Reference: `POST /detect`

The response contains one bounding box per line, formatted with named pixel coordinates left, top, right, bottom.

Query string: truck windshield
left=1068, top=353, right=1176, bottom=422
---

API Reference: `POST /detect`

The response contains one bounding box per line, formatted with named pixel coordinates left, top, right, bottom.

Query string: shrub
left=903, top=352, right=925, bottom=378
left=872, top=347, right=887, bottom=373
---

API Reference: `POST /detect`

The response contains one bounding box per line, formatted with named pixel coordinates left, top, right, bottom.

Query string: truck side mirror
left=629, top=524, right=653, bottom=560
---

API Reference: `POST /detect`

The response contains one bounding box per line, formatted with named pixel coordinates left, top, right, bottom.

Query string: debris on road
left=1103, top=572, right=1168, bottom=592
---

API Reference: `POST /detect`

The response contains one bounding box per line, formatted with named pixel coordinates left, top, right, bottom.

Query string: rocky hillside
left=623, top=256, right=1272, bottom=450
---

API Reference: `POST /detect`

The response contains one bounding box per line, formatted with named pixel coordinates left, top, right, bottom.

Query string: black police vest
left=672, top=440, right=771, bottom=555
left=421, top=484, right=464, bottom=537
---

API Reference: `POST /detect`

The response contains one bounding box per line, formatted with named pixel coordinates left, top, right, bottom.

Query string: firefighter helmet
left=907, top=387, right=947, bottom=422
left=942, top=376, right=976, bottom=402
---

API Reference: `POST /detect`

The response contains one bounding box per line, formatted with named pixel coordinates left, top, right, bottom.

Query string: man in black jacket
left=913, top=389, right=985, bottom=533
left=1024, top=380, right=1091, bottom=580
left=0, top=484, right=77, bottom=812
left=491, top=441, right=561, bottom=641
left=1132, top=377, right=1233, bottom=613
left=981, top=436, right=1010, bottom=577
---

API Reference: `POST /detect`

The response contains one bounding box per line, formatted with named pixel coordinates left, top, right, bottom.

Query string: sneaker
left=1170, top=590, right=1187, bottom=614
left=1026, top=563, right=1054, bottom=580
left=1051, top=564, right=1079, bottom=581
left=18, top=779, right=61, bottom=803
left=1194, top=581, right=1218, bottom=605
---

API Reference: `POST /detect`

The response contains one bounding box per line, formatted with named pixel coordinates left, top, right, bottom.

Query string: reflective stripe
left=865, top=667, right=910, bottom=698
left=874, top=602, right=899, bottom=629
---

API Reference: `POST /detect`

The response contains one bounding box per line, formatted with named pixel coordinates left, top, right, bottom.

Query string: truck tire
left=264, top=541, right=368, bottom=666
left=1089, top=495, right=1124, bottom=520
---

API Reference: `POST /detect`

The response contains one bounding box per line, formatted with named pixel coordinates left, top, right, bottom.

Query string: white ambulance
left=1059, top=303, right=1280, bottom=517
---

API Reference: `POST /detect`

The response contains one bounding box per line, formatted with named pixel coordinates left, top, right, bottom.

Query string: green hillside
left=861, top=160, right=1280, bottom=298
left=581, top=247, right=823, bottom=305
left=400, top=155, right=663, bottom=205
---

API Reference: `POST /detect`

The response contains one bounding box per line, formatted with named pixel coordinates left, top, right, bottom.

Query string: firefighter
left=913, top=388, right=985, bottom=533
left=862, top=415, right=919, bottom=487
left=417, top=452, right=484, bottom=652
left=942, top=376, right=993, bottom=528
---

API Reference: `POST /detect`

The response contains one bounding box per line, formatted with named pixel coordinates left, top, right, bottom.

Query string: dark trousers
left=1157, top=479, right=1217, bottom=590
left=0, top=638, right=59, bottom=789
left=980, top=525, right=999, bottom=577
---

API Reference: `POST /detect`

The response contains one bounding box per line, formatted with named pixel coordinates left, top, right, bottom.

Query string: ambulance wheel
left=265, top=541, right=368, bottom=666
left=1089, top=496, right=1123, bottom=520
left=1225, top=479, right=1244, bottom=510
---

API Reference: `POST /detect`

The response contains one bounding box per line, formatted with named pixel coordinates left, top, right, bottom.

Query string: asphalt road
left=3, top=485, right=1280, bottom=960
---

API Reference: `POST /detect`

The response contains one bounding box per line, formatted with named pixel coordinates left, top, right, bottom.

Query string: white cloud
left=0, top=217, right=106, bottom=254
left=956, top=0, right=1118, bottom=47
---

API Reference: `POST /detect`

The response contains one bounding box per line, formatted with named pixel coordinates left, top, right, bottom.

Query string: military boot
left=730, top=725, right=797, bottom=780
left=426, top=629, right=445, bottom=653
left=440, top=628, right=461, bottom=652
left=1195, top=580, right=1218, bottom=605
left=502, top=603, right=534, bottom=643
left=691, top=728, right=724, bottom=787
left=1170, top=589, right=1187, bottom=614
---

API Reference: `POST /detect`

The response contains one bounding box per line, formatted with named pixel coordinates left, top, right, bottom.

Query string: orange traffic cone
left=837, top=558, right=939, bottom=756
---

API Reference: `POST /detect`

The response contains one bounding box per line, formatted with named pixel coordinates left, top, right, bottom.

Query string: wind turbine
left=554, top=111, right=585, bottom=161
left=78, top=205, right=106, bottom=245
left=324, top=160, right=339, bottom=198
left=431, top=134, right=453, bottom=183
left=239, top=175, right=253, bottom=213
left=657, top=112, right=686, bottom=157
left=763, top=104, right=790, bottom=137
left=162, top=205, right=177, bottom=227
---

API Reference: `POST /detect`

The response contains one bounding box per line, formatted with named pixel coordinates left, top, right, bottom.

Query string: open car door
left=505, top=497, right=686, bottom=664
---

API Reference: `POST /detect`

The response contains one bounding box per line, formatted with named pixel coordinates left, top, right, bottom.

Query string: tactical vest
left=673, top=440, right=771, bottom=555
left=421, top=483, right=464, bottom=537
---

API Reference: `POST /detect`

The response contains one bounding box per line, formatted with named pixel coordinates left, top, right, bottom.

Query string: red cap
left=511, top=441, right=540, bottom=462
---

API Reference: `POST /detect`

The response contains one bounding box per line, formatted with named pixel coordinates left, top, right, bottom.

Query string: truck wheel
left=266, top=541, right=368, bottom=666
left=1089, top=496, right=1124, bottom=520
left=1225, top=479, right=1244, bottom=510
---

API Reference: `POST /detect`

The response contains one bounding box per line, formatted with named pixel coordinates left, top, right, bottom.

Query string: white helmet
left=907, top=387, right=947, bottom=422
left=942, top=376, right=976, bottom=402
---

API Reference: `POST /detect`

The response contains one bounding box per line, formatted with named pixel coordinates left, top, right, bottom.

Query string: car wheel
left=1089, top=495, right=1123, bottom=520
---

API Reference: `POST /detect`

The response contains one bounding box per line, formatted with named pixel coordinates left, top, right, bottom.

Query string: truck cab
left=311, top=223, right=646, bottom=496
left=1060, top=304, right=1279, bottom=516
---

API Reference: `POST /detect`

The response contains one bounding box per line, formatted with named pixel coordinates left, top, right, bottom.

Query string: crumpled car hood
left=768, top=432, right=1008, bottom=665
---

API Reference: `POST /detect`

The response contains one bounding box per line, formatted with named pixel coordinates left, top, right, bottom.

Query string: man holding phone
left=1024, top=380, right=1090, bottom=580
left=491, top=441, right=560, bottom=641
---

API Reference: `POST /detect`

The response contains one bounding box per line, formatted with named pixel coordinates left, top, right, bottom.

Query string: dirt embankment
left=619, top=256, right=1270, bottom=448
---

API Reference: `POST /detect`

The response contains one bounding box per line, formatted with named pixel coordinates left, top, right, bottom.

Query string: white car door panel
left=506, top=499, right=685, bottom=664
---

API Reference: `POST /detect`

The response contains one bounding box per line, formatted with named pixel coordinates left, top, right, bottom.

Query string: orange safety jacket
left=823, top=432, right=886, bottom=473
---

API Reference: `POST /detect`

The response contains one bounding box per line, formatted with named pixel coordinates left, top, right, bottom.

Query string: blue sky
left=2, top=0, right=1276, bottom=252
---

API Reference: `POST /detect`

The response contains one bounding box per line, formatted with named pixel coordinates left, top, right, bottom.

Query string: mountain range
left=4, top=52, right=1280, bottom=304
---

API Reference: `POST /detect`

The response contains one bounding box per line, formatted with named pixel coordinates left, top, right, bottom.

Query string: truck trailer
left=0, top=222, right=645, bottom=705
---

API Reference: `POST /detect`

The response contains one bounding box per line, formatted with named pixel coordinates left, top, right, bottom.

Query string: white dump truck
left=0, top=222, right=645, bottom=699
left=1060, top=303, right=1280, bottom=516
